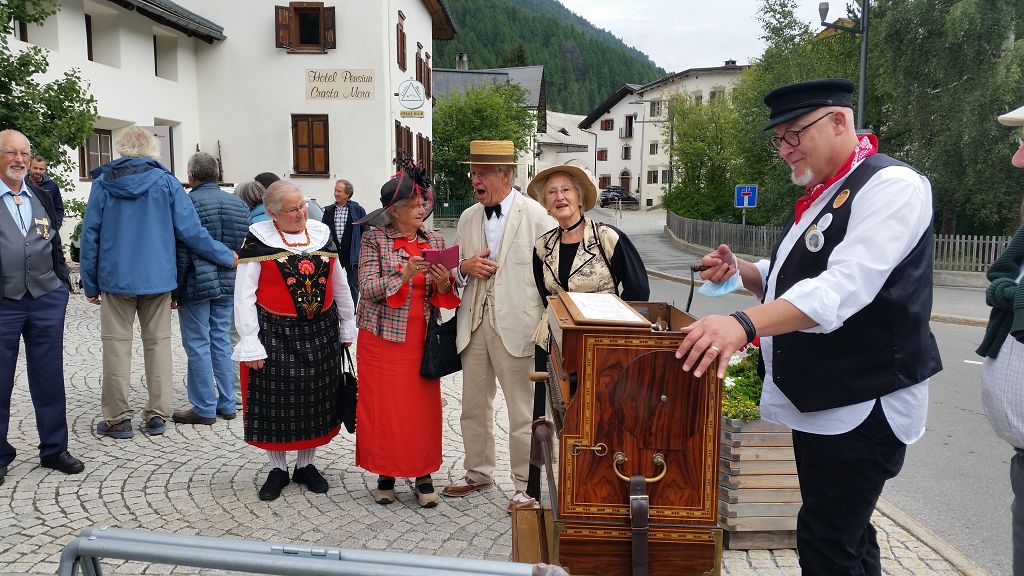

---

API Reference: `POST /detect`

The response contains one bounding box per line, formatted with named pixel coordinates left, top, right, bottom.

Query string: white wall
left=593, top=97, right=644, bottom=195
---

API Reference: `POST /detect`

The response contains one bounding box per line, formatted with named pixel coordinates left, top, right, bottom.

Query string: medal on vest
left=816, top=212, right=833, bottom=232
left=34, top=217, right=49, bottom=239
left=833, top=189, right=851, bottom=209
left=805, top=225, right=824, bottom=252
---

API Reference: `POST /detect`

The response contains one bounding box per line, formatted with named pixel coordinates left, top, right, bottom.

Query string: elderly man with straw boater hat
left=674, top=79, right=942, bottom=575
left=442, top=140, right=554, bottom=510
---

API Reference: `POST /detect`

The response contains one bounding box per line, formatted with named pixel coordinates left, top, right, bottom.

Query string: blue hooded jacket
left=80, top=157, right=234, bottom=297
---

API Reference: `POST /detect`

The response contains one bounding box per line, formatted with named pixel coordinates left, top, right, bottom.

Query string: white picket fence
left=666, top=213, right=1009, bottom=273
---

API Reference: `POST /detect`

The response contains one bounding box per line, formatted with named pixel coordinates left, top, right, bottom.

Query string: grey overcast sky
left=555, top=1, right=834, bottom=73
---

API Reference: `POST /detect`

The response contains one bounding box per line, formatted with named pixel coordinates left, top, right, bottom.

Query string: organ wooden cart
left=514, top=292, right=723, bottom=576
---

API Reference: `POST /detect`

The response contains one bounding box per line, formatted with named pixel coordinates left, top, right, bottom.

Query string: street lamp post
left=819, top=0, right=869, bottom=131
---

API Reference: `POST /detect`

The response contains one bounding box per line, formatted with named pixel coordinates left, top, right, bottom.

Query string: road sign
left=735, top=184, right=758, bottom=208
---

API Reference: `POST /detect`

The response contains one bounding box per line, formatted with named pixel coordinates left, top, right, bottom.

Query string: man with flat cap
left=675, top=79, right=942, bottom=575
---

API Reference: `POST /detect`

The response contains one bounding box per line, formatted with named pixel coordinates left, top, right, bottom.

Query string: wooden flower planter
left=718, top=417, right=800, bottom=550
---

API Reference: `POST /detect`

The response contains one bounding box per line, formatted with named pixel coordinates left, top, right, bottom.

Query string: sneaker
left=414, top=475, right=439, bottom=508
left=292, top=464, right=329, bottom=493
left=373, top=476, right=396, bottom=505
left=145, top=416, right=166, bottom=436
left=97, top=419, right=134, bottom=439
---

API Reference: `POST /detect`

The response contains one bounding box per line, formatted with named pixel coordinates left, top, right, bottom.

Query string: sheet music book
left=559, top=291, right=649, bottom=326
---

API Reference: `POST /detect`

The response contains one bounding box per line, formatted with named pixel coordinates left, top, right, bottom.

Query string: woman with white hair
left=81, top=126, right=235, bottom=439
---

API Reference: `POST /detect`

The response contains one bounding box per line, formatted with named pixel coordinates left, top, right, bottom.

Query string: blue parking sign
left=735, top=184, right=758, bottom=208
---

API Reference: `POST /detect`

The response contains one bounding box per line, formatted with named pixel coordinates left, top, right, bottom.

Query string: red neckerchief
left=793, top=134, right=878, bottom=224
left=392, top=235, right=429, bottom=256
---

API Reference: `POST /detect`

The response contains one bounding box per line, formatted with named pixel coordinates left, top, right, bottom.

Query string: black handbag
left=338, top=347, right=357, bottom=434
left=420, top=308, right=461, bottom=379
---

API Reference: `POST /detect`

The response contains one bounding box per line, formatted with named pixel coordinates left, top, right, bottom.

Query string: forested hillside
left=433, top=0, right=666, bottom=115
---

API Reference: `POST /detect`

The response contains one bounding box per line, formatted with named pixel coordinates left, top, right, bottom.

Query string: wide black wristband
left=730, top=311, right=756, bottom=344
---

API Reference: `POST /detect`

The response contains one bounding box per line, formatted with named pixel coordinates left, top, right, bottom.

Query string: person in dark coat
left=26, top=156, right=63, bottom=231
left=321, top=178, right=366, bottom=304
left=172, top=152, right=251, bottom=425
left=0, top=129, right=83, bottom=485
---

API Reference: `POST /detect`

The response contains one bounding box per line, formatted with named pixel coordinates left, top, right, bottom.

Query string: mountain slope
left=433, top=0, right=666, bottom=115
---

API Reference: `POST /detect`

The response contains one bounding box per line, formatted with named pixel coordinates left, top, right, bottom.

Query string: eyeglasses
left=280, top=204, right=307, bottom=215
left=546, top=186, right=576, bottom=198
left=467, top=169, right=498, bottom=180
left=0, top=149, right=31, bottom=160
left=769, top=111, right=834, bottom=150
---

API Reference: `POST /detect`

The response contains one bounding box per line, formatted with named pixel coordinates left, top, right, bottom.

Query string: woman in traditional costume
left=232, top=180, right=356, bottom=501
left=354, top=167, right=459, bottom=508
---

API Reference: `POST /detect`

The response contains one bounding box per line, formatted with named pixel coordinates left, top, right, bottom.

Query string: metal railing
left=433, top=199, right=475, bottom=220
left=58, top=525, right=554, bottom=576
left=666, top=212, right=1010, bottom=272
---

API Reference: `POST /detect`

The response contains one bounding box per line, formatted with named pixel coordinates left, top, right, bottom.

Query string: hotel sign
left=305, top=69, right=375, bottom=101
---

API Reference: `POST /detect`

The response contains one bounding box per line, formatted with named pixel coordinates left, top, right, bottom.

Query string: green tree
left=871, top=0, right=1024, bottom=234
left=663, top=94, right=744, bottom=222
left=499, top=43, right=528, bottom=67
left=0, top=0, right=98, bottom=191
left=432, top=82, right=534, bottom=201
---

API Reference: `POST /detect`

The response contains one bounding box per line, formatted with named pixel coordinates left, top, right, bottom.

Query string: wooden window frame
left=79, top=129, right=112, bottom=180
left=395, top=120, right=413, bottom=163
left=275, top=2, right=336, bottom=53
left=596, top=148, right=607, bottom=162
left=598, top=176, right=611, bottom=189
left=396, top=11, right=407, bottom=71
left=621, top=145, right=631, bottom=160
left=424, top=53, right=432, bottom=98
left=291, top=114, right=330, bottom=176
left=600, top=118, right=614, bottom=131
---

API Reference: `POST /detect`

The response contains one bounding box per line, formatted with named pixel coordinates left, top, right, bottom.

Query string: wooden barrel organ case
left=516, top=293, right=724, bottom=576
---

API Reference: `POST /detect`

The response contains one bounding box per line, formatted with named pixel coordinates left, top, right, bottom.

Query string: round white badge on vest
left=816, top=213, right=833, bottom=232
left=805, top=229, right=825, bottom=252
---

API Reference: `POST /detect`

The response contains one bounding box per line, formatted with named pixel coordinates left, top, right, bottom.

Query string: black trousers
left=792, top=399, right=907, bottom=576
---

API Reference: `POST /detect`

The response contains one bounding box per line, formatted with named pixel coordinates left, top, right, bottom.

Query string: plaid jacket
left=355, top=225, right=456, bottom=343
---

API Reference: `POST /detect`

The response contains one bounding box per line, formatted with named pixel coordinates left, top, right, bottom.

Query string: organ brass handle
left=570, top=442, right=608, bottom=456
left=612, top=452, right=667, bottom=483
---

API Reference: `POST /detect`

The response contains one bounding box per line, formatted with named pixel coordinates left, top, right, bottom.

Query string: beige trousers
left=100, top=292, right=173, bottom=422
left=459, top=314, right=535, bottom=492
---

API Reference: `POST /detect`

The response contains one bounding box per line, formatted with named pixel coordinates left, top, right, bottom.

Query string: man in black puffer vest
left=675, top=79, right=941, bottom=576
left=172, top=152, right=250, bottom=425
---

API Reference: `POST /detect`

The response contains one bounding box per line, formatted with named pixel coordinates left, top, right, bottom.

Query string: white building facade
left=10, top=0, right=454, bottom=213
left=577, top=84, right=644, bottom=198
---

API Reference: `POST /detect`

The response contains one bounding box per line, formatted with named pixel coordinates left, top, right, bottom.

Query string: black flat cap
left=763, top=78, right=855, bottom=131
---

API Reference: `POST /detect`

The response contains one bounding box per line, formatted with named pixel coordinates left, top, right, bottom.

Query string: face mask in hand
left=697, top=270, right=743, bottom=297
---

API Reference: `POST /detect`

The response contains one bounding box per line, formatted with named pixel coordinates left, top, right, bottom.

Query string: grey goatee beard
left=791, top=169, right=814, bottom=187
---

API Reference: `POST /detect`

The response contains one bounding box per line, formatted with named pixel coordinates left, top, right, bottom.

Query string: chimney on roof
left=456, top=53, right=469, bottom=70
left=725, top=59, right=737, bottom=66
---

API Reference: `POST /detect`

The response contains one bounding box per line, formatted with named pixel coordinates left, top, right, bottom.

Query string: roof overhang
left=104, top=0, right=225, bottom=44
left=423, top=0, right=457, bottom=40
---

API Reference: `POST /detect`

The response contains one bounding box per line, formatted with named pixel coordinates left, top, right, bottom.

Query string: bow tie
left=484, top=204, right=502, bottom=220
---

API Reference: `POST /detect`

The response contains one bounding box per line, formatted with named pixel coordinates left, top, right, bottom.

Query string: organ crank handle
left=612, top=452, right=667, bottom=483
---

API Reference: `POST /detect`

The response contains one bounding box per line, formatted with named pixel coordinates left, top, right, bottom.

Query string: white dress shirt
left=753, top=161, right=933, bottom=444
left=1, top=180, right=32, bottom=235
left=456, top=189, right=517, bottom=286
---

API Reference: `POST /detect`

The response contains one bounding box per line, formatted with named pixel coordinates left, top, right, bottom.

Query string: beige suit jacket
left=455, top=191, right=555, bottom=357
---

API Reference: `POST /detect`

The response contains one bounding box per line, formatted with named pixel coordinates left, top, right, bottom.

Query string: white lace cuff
left=232, top=335, right=267, bottom=362
left=339, top=317, right=357, bottom=343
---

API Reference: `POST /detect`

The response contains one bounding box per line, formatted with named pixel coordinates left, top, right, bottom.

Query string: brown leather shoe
left=172, top=409, right=216, bottom=425
left=441, top=476, right=493, bottom=497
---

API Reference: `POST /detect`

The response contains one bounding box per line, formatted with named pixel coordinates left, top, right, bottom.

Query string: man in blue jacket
left=171, top=152, right=250, bottom=425
left=321, top=178, right=366, bottom=304
left=80, top=127, right=236, bottom=439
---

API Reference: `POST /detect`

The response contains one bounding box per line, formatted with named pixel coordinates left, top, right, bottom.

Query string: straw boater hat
left=461, top=140, right=517, bottom=165
left=999, top=104, right=1024, bottom=127
left=527, top=164, right=598, bottom=212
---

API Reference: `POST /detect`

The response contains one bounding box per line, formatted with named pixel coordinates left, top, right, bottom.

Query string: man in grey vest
left=675, top=79, right=941, bottom=575
left=0, top=129, right=83, bottom=486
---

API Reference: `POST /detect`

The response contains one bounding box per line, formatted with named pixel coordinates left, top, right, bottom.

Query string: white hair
left=115, top=127, right=161, bottom=160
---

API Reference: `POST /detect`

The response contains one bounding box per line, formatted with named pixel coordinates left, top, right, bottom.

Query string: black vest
left=766, top=153, right=942, bottom=413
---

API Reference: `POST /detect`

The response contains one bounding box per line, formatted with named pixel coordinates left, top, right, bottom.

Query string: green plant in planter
left=723, top=346, right=762, bottom=422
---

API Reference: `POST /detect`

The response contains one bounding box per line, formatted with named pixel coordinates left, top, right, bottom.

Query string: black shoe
left=0, top=464, right=7, bottom=486
left=217, top=410, right=237, bottom=420
left=40, top=451, right=85, bottom=475
left=172, top=409, right=216, bottom=425
left=292, top=464, right=329, bottom=493
left=258, top=468, right=290, bottom=501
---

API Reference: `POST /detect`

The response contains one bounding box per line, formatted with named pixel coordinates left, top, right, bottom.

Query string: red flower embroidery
left=318, top=277, right=326, bottom=284
left=298, top=260, right=315, bottom=275
left=286, top=277, right=297, bottom=286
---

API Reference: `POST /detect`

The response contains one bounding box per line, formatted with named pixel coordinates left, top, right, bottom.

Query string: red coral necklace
left=274, top=221, right=311, bottom=247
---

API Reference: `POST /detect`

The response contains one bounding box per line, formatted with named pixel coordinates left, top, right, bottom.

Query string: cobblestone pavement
left=0, top=295, right=978, bottom=575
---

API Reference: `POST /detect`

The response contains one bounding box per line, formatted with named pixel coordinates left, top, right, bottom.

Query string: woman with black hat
left=354, top=167, right=459, bottom=508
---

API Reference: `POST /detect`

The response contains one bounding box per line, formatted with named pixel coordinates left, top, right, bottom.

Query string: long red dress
left=355, top=240, right=457, bottom=477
